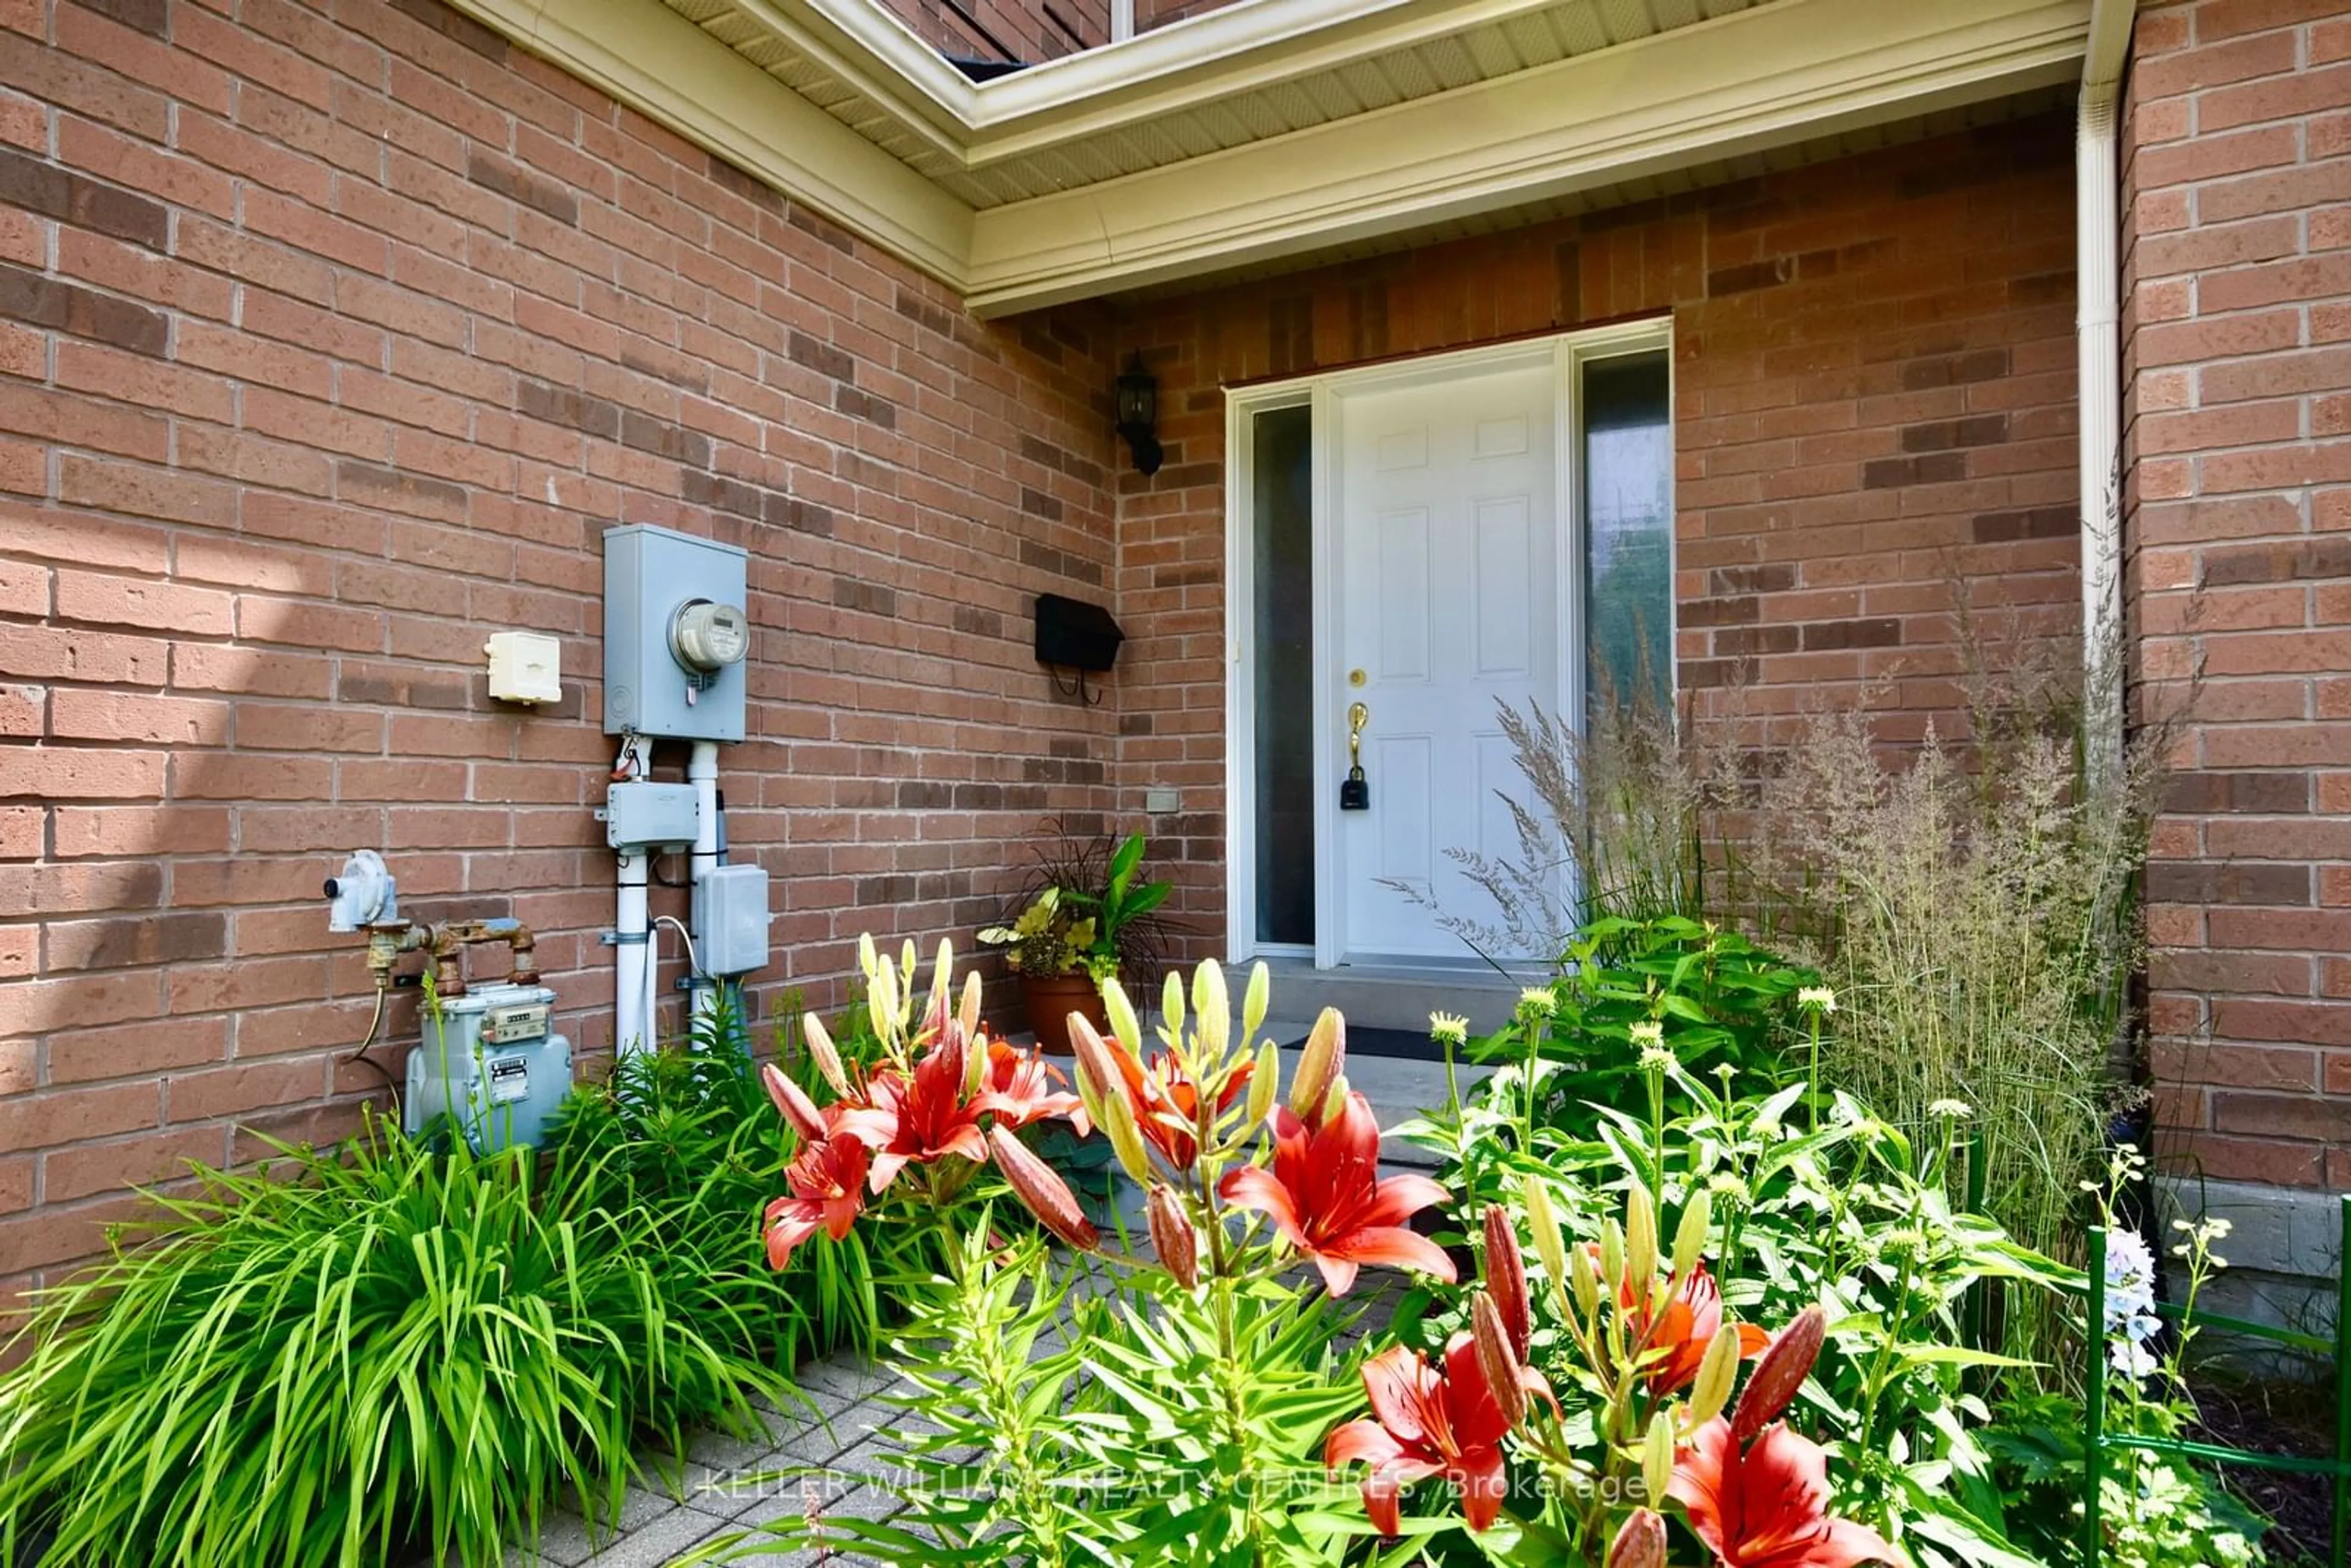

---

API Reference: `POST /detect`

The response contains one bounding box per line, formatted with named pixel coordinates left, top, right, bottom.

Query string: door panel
left=1334, top=362, right=1559, bottom=961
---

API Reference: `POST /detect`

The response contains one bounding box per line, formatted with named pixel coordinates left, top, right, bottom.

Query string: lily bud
left=1146, top=1185, right=1198, bottom=1287
left=1288, top=1008, right=1346, bottom=1122
left=1685, top=1327, right=1740, bottom=1429
left=1483, top=1205, right=1531, bottom=1359
left=857, top=932, right=880, bottom=986
left=1246, top=1038, right=1278, bottom=1128
left=1625, top=1187, right=1658, bottom=1294
left=1670, top=1190, right=1713, bottom=1283
left=1471, top=1292, right=1528, bottom=1427
left=963, top=1019, right=988, bottom=1100
left=1242, top=961, right=1270, bottom=1042
left=1069, top=1014, right=1126, bottom=1108
left=868, top=957, right=899, bottom=1050
left=1071, top=1051, right=1105, bottom=1132
left=803, top=1011, right=850, bottom=1097
left=1523, top=1174, right=1567, bottom=1291
left=1161, top=970, right=1186, bottom=1038
left=989, top=1126, right=1100, bottom=1252
left=959, top=968, right=983, bottom=1041
left=927, top=937, right=953, bottom=1033
left=1640, top=1409, right=1674, bottom=1506
left=1733, top=1304, right=1826, bottom=1442
left=1599, top=1219, right=1626, bottom=1299
left=1098, top=1086, right=1155, bottom=1185
left=1607, top=1509, right=1666, bottom=1568
left=1569, top=1236, right=1601, bottom=1321
left=1103, top=977, right=1144, bottom=1056
left=1193, top=959, right=1229, bottom=1059
left=1319, top=1073, right=1349, bottom=1130
left=762, top=1062, right=828, bottom=1143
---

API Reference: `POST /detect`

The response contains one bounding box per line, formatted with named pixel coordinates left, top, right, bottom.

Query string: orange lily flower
left=855, top=1027, right=991, bottom=1193
left=1670, top=1419, right=1894, bottom=1568
left=1217, top=1091, right=1455, bottom=1296
left=762, top=1136, right=869, bottom=1270
left=1593, top=1248, right=1769, bottom=1391
left=1326, top=1334, right=1513, bottom=1535
left=976, top=1035, right=1084, bottom=1131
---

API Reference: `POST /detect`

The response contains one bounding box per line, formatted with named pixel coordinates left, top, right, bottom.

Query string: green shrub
left=0, top=1114, right=781, bottom=1568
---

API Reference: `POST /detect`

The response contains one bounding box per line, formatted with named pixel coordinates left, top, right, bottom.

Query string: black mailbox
left=1034, top=593, right=1123, bottom=673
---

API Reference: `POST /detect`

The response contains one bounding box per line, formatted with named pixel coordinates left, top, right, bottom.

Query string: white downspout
left=686, top=738, right=721, bottom=1040
left=2080, top=0, right=2137, bottom=787
left=1111, top=0, right=1135, bottom=43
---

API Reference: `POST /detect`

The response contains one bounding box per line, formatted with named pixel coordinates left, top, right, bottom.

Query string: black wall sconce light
left=1115, top=356, right=1163, bottom=476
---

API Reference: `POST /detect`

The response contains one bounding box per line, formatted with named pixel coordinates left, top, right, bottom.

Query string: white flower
left=1517, top=987, right=1556, bottom=1018
left=1428, top=1011, right=1469, bottom=1047
left=1629, top=1019, right=1665, bottom=1049
left=2102, top=1228, right=2163, bottom=1381
left=1796, top=986, right=1837, bottom=1014
left=1638, top=1045, right=1676, bottom=1074
left=1929, top=1099, right=1972, bottom=1121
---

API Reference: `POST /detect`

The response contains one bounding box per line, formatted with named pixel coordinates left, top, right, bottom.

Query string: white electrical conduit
left=616, top=849, right=654, bottom=1055
left=2079, top=0, right=2137, bottom=789
left=613, top=733, right=657, bottom=1057
left=687, top=740, right=721, bottom=1043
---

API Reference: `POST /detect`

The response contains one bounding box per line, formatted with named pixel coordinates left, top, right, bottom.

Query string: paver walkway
left=500, top=1344, right=915, bottom=1567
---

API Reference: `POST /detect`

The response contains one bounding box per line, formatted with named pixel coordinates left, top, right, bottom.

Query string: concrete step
left=1251, top=957, right=1524, bottom=1035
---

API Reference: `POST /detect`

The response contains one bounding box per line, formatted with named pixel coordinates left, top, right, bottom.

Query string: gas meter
left=405, top=981, right=574, bottom=1153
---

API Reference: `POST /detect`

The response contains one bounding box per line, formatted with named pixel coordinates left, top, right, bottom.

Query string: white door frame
left=1223, top=318, right=1673, bottom=968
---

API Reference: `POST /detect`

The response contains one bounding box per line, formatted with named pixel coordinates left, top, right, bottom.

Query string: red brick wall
left=1114, top=117, right=2083, bottom=945
left=871, top=0, right=1108, bottom=64
left=0, top=0, right=1122, bottom=1292
left=2128, top=0, right=2351, bottom=1188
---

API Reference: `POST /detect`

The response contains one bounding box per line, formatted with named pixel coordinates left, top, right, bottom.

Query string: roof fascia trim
left=961, top=0, right=2090, bottom=314
left=444, top=0, right=974, bottom=283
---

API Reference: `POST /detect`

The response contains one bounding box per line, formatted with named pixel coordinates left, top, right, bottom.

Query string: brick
left=164, top=1058, right=326, bottom=1123
left=46, top=1016, right=231, bottom=1084
left=0, top=1081, right=159, bottom=1152
left=43, top=1127, right=229, bottom=1203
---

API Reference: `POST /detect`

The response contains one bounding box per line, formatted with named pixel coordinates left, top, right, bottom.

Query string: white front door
left=1330, top=360, right=1561, bottom=962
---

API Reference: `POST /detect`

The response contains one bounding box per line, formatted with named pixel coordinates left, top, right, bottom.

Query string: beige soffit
left=441, top=0, right=2094, bottom=317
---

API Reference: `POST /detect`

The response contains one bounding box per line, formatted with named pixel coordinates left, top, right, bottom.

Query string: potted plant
left=979, top=828, right=1172, bottom=1054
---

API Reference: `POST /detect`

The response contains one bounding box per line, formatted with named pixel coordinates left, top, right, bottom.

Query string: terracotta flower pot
left=1019, top=970, right=1111, bottom=1057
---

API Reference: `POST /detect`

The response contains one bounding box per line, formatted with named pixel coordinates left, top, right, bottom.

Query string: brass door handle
left=1348, top=701, right=1369, bottom=768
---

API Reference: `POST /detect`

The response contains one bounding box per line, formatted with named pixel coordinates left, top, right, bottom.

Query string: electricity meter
left=671, top=599, right=748, bottom=673
left=603, top=525, right=749, bottom=741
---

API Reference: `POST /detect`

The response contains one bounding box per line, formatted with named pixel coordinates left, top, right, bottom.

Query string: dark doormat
left=1282, top=1024, right=1445, bottom=1062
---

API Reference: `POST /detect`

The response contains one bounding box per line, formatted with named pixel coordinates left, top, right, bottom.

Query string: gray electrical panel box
left=600, top=780, right=700, bottom=850
left=696, top=862, right=771, bottom=977
left=603, top=524, right=750, bottom=743
left=405, top=982, right=575, bottom=1152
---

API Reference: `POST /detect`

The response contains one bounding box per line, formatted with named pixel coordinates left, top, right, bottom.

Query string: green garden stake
left=2082, top=1225, right=2107, bottom=1568
left=2335, top=1194, right=2349, bottom=1568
